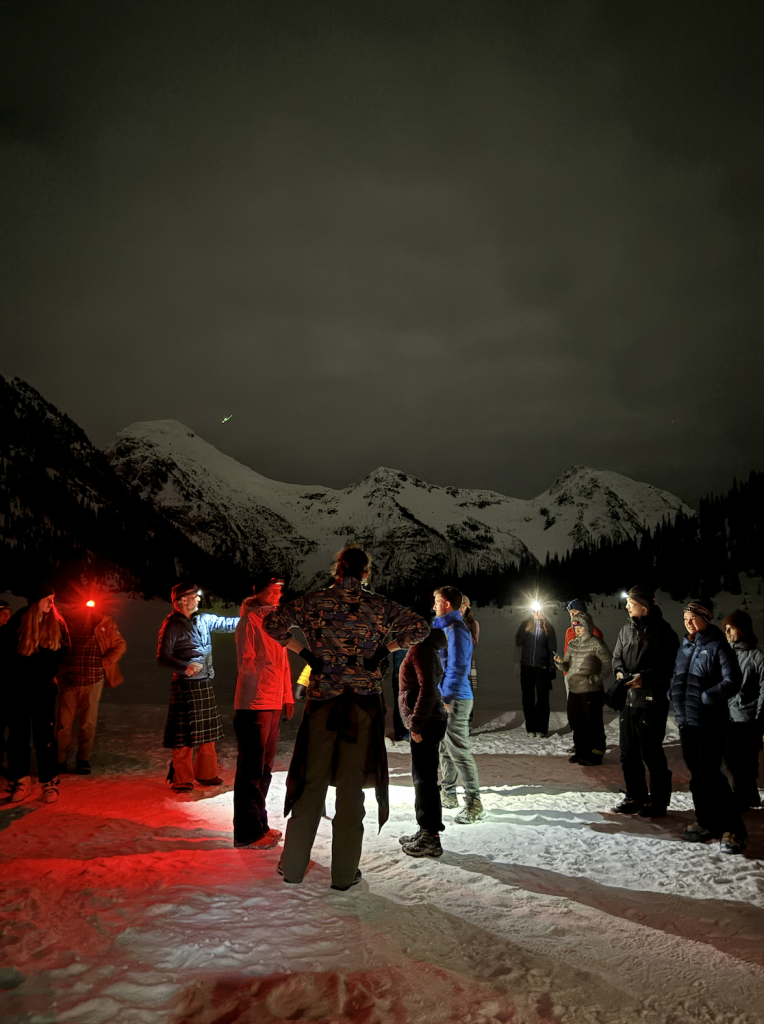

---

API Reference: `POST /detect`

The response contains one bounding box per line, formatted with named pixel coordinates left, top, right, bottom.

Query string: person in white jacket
left=233, top=574, right=294, bottom=849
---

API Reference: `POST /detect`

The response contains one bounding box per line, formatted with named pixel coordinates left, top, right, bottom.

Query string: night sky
left=1, top=0, right=761, bottom=502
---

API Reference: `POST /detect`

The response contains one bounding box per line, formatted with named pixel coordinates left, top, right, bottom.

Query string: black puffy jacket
left=611, top=607, right=679, bottom=710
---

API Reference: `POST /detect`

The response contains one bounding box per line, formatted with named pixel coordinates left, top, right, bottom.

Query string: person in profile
left=157, top=583, right=238, bottom=794
left=264, top=545, right=428, bottom=890
left=233, top=573, right=294, bottom=850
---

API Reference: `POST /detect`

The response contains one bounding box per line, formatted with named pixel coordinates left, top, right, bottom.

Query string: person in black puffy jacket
left=397, top=628, right=449, bottom=858
left=669, top=600, right=745, bottom=853
left=610, top=586, right=679, bottom=818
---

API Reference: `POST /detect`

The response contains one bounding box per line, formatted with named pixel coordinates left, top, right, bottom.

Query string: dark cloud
left=1, top=0, right=761, bottom=502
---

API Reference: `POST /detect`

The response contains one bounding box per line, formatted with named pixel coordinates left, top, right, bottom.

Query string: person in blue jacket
left=433, top=585, right=485, bottom=825
left=669, top=599, right=745, bottom=853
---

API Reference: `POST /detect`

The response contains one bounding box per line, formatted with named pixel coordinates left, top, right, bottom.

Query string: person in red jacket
left=233, top=573, right=295, bottom=849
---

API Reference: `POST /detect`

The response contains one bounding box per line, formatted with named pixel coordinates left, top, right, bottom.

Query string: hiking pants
left=233, top=708, right=281, bottom=844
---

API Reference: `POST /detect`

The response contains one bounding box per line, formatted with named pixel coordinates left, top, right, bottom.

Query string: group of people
left=517, top=587, right=764, bottom=855
left=0, top=589, right=127, bottom=804
left=3, top=548, right=762, bottom=885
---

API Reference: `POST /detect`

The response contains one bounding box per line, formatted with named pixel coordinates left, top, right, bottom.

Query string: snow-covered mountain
left=108, top=419, right=694, bottom=589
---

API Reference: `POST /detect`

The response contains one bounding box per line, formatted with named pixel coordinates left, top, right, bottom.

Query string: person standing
left=610, top=586, right=679, bottom=817
left=515, top=606, right=557, bottom=737
left=0, top=600, right=12, bottom=774
left=722, top=609, right=764, bottom=812
left=555, top=613, right=611, bottom=766
left=397, top=627, right=449, bottom=858
left=461, top=596, right=479, bottom=734
left=669, top=600, right=745, bottom=854
left=56, top=595, right=127, bottom=775
left=264, top=545, right=429, bottom=890
left=233, top=574, right=294, bottom=849
left=3, top=584, right=70, bottom=804
left=434, top=585, right=485, bottom=824
left=389, top=649, right=409, bottom=741
left=157, top=583, right=239, bottom=794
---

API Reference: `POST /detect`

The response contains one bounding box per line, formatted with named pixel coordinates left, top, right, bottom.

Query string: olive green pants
left=281, top=701, right=372, bottom=888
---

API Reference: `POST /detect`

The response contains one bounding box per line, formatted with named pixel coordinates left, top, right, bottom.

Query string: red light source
left=86, top=600, right=96, bottom=608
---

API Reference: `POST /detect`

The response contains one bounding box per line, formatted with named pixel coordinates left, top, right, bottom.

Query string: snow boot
left=42, top=780, right=59, bottom=804
left=399, top=828, right=423, bottom=846
left=401, top=830, right=443, bottom=859
left=440, top=790, right=459, bottom=809
left=682, top=822, right=713, bottom=843
left=612, top=797, right=642, bottom=815
left=75, top=760, right=91, bottom=775
left=9, top=776, right=31, bottom=803
left=454, top=796, right=486, bottom=825
left=330, top=869, right=362, bottom=891
left=719, top=832, right=746, bottom=855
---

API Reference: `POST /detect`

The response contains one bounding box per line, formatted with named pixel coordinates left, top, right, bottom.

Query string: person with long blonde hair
left=3, top=584, right=70, bottom=804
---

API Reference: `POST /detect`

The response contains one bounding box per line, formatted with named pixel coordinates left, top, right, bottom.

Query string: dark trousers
left=724, top=720, right=762, bottom=810
left=233, top=709, right=281, bottom=844
left=567, top=691, right=606, bottom=762
left=680, top=724, right=746, bottom=839
left=391, top=650, right=408, bottom=740
left=411, top=715, right=448, bottom=833
left=8, top=682, right=59, bottom=784
left=521, top=666, right=552, bottom=734
left=619, top=705, right=672, bottom=807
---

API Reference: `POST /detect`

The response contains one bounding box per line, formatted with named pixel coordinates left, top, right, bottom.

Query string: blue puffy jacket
left=433, top=610, right=473, bottom=701
left=669, top=624, right=742, bottom=728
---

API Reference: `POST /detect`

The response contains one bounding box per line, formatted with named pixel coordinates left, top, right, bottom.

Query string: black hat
left=627, top=585, right=655, bottom=610
left=27, top=581, right=55, bottom=605
left=0, top=600, right=10, bottom=611
left=171, top=582, right=200, bottom=603
left=567, top=598, right=587, bottom=613
left=251, top=571, right=286, bottom=595
left=722, top=609, right=754, bottom=637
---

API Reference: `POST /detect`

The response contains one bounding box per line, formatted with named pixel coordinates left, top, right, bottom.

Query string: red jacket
left=235, top=600, right=293, bottom=711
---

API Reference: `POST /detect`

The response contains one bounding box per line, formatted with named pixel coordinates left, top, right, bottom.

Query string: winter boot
left=454, top=796, right=486, bottom=825
left=402, top=830, right=443, bottom=859
left=399, top=828, right=424, bottom=846
left=42, top=780, right=59, bottom=804
left=75, top=760, right=91, bottom=775
left=719, top=832, right=746, bottom=855
left=440, top=790, right=459, bottom=809
left=612, top=797, right=642, bottom=815
left=681, top=822, right=713, bottom=843
left=9, top=776, right=31, bottom=803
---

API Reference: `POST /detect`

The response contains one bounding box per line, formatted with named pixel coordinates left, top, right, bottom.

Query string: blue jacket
left=434, top=610, right=473, bottom=701
left=157, top=611, right=239, bottom=681
left=669, top=624, right=742, bottom=728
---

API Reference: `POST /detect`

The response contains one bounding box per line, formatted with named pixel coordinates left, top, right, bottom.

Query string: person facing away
left=2, top=583, right=70, bottom=805
left=433, top=585, right=485, bottom=824
left=515, top=607, right=557, bottom=737
left=263, top=545, right=429, bottom=890
left=555, top=613, right=611, bottom=766
left=232, top=573, right=294, bottom=850
left=610, top=585, right=679, bottom=818
left=156, top=583, right=239, bottom=794
left=669, top=599, right=745, bottom=854
left=56, top=592, right=127, bottom=776
left=397, top=627, right=449, bottom=859
left=721, top=609, right=764, bottom=813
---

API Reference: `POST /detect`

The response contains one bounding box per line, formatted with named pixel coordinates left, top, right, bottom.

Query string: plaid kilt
left=163, top=677, right=224, bottom=749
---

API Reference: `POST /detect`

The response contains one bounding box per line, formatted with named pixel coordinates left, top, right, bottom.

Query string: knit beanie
left=567, top=598, right=587, bottom=614
left=171, top=582, right=199, bottom=603
left=721, top=609, right=753, bottom=637
left=26, top=581, right=55, bottom=605
left=685, top=598, right=714, bottom=623
left=627, top=585, right=655, bottom=610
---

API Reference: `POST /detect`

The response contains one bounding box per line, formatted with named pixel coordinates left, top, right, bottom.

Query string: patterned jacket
left=264, top=576, right=429, bottom=700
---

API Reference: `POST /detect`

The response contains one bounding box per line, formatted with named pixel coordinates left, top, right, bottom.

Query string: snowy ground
left=2, top=587, right=764, bottom=1023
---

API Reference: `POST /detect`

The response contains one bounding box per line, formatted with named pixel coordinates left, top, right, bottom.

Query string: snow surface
left=107, top=420, right=694, bottom=587
left=3, top=587, right=764, bottom=1023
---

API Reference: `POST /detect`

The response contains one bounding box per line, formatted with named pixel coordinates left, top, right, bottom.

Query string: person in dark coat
left=157, top=583, right=239, bottom=793
left=610, top=586, right=679, bottom=817
left=669, top=599, right=745, bottom=853
left=397, top=628, right=449, bottom=859
left=515, top=606, right=557, bottom=736
left=722, top=609, right=764, bottom=811
left=3, top=584, right=70, bottom=804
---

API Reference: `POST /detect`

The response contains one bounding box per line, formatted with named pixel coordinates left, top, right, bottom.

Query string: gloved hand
left=298, top=648, right=325, bottom=674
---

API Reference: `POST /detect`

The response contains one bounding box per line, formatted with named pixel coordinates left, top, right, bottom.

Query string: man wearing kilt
left=157, top=583, right=239, bottom=793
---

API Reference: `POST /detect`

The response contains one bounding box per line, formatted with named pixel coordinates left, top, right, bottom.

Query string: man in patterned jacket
left=264, top=545, right=429, bottom=890
left=157, top=583, right=239, bottom=793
